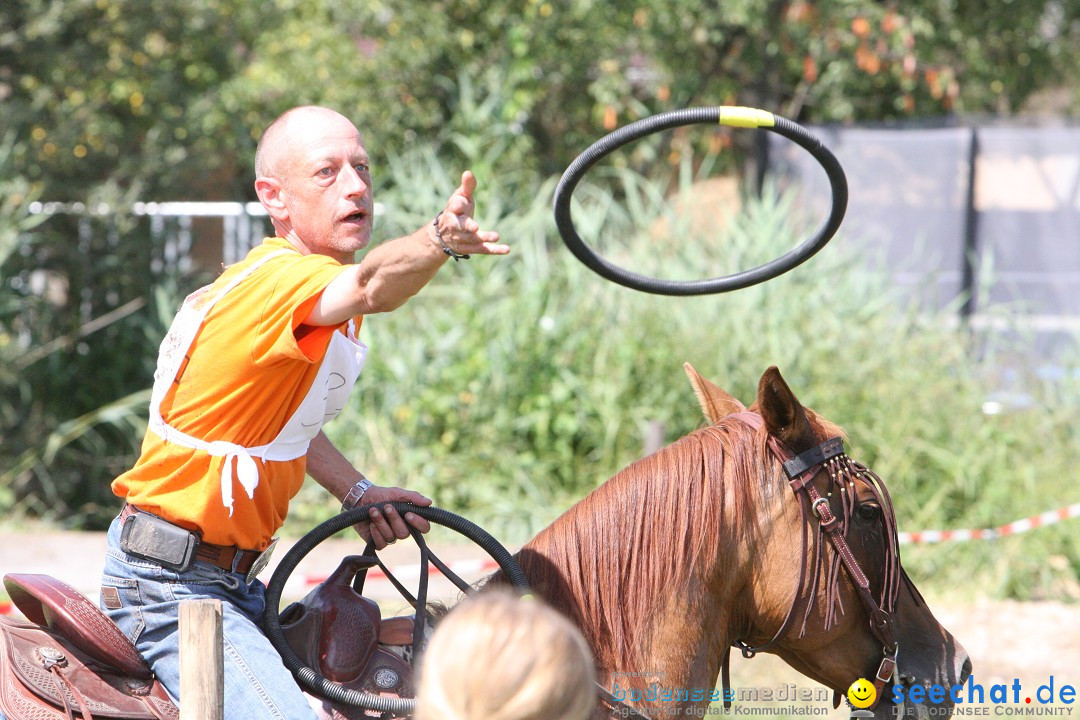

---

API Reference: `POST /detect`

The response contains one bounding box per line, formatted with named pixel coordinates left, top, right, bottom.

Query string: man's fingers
left=380, top=504, right=412, bottom=539
left=440, top=168, right=513, bottom=256
left=448, top=171, right=478, bottom=216
left=404, top=512, right=431, bottom=534
left=463, top=241, right=510, bottom=255
left=455, top=170, right=477, bottom=199
left=369, top=523, right=395, bottom=549
left=401, top=490, right=433, bottom=507
left=354, top=487, right=433, bottom=548
left=480, top=241, right=511, bottom=255
left=455, top=231, right=509, bottom=255
left=355, top=521, right=394, bottom=550
left=357, top=509, right=430, bottom=550
left=368, top=507, right=395, bottom=544
left=446, top=195, right=474, bottom=218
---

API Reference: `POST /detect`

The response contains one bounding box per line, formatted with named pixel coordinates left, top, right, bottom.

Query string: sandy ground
left=2, top=529, right=1077, bottom=718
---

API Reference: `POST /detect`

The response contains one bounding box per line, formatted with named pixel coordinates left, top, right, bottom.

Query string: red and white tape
left=299, top=503, right=1080, bottom=587
left=5, top=505, right=1076, bottom=614
left=898, top=502, right=1080, bottom=545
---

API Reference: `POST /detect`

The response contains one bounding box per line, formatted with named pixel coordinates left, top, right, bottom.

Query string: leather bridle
left=721, top=426, right=901, bottom=712
left=600, top=417, right=903, bottom=719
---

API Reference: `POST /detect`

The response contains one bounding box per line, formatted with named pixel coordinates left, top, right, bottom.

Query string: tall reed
left=291, top=148, right=1079, bottom=600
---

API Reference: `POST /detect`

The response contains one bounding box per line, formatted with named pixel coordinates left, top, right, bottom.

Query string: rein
left=720, top=423, right=900, bottom=712
left=598, top=416, right=901, bottom=719
left=597, top=685, right=652, bottom=720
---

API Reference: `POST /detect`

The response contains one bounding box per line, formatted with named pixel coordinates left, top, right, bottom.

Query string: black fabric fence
left=766, top=122, right=1080, bottom=360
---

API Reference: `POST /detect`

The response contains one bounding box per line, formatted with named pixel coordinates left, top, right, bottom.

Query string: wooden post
left=179, top=598, right=224, bottom=720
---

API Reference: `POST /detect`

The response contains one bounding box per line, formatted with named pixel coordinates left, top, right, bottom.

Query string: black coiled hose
left=552, top=106, right=848, bottom=296
left=263, top=502, right=529, bottom=716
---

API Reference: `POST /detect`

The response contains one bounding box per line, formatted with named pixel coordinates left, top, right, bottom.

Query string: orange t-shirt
left=112, top=237, right=361, bottom=549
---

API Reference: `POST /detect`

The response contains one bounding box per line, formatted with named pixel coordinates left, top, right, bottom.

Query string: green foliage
left=772, top=1, right=1080, bottom=119
left=4, top=0, right=1077, bottom=203
left=2, top=0, right=1078, bottom=599
left=222, top=0, right=1080, bottom=178
left=282, top=147, right=1079, bottom=601
left=0, top=133, right=46, bottom=269
left=0, top=163, right=199, bottom=526
left=0, top=132, right=44, bottom=509
left=0, top=0, right=275, bottom=201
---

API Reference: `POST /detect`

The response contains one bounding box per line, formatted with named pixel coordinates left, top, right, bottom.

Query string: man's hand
left=432, top=171, right=510, bottom=257
left=353, top=484, right=432, bottom=550
left=306, top=170, right=509, bottom=324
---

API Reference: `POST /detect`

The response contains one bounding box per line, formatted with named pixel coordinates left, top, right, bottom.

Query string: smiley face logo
left=847, top=678, right=876, bottom=709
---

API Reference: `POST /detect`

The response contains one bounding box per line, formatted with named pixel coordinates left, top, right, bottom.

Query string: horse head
left=687, top=363, right=971, bottom=719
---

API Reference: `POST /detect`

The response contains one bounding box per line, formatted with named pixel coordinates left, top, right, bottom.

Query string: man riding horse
left=99, top=105, right=509, bottom=717
left=0, top=104, right=969, bottom=720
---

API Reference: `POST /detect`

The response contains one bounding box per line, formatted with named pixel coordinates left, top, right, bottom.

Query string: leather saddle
left=280, top=555, right=416, bottom=720
left=0, top=573, right=177, bottom=720
left=0, top=559, right=416, bottom=719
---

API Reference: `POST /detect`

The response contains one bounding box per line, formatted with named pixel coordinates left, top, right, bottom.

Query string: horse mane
left=508, top=406, right=848, bottom=675
left=512, top=414, right=772, bottom=673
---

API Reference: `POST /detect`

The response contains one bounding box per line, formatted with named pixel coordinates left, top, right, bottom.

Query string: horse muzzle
left=886, top=653, right=973, bottom=720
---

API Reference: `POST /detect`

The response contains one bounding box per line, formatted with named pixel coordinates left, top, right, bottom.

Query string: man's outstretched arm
left=308, top=171, right=509, bottom=325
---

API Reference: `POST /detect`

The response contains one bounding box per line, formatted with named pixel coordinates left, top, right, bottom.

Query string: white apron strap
left=147, top=250, right=290, bottom=516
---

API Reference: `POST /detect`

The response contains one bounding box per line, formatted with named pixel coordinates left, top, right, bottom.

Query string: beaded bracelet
left=432, top=211, right=470, bottom=261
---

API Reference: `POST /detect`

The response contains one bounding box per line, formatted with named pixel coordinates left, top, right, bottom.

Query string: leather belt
left=119, top=504, right=264, bottom=576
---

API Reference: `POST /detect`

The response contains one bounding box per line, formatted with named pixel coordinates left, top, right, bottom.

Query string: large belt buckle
left=245, top=537, right=279, bottom=585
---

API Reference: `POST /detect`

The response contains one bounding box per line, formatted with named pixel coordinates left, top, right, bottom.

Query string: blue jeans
left=100, top=516, right=318, bottom=719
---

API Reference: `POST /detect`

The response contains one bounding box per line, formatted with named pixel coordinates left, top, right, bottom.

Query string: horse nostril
left=899, top=673, right=917, bottom=686
left=960, top=657, right=973, bottom=683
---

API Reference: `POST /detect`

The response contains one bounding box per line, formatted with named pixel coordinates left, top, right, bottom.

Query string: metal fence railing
left=28, top=200, right=273, bottom=266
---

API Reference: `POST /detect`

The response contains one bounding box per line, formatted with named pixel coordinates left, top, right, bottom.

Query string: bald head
left=252, top=105, right=374, bottom=261
left=254, top=106, right=359, bottom=179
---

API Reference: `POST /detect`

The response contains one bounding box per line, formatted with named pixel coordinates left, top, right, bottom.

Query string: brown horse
left=491, top=364, right=970, bottom=719
left=0, top=364, right=970, bottom=720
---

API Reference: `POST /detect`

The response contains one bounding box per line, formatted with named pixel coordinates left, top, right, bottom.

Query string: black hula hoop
left=552, top=106, right=848, bottom=296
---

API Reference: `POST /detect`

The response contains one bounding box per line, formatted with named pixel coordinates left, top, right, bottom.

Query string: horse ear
left=756, top=366, right=816, bottom=452
left=684, top=362, right=746, bottom=424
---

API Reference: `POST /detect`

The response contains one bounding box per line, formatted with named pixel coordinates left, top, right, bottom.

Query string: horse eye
left=857, top=503, right=881, bottom=521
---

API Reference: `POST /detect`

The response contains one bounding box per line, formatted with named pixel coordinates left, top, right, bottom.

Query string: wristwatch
left=341, top=478, right=374, bottom=512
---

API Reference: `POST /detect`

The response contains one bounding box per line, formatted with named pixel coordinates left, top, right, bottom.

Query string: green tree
left=2, top=0, right=1078, bottom=532
left=0, top=134, right=44, bottom=268
left=0, top=0, right=275, bottom=524
left=0, top=130, right=195, bottom=526
left=220, top=0, right=1080, bottom=179
left=4, top=0, right=1077, bottom=201
left=0, top=0, right=277, bottom=202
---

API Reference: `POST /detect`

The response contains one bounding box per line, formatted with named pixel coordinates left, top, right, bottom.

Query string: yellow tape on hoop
left=717, top=106, right=776, bottom=128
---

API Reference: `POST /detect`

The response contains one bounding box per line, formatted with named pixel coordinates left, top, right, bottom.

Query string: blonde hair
left=416, top=589, right=597, bottom=720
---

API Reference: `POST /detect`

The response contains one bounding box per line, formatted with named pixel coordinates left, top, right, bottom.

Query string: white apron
left=148, top=250, right=368, bottom=515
